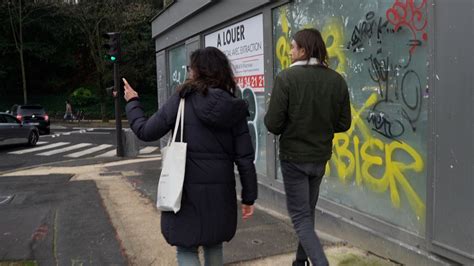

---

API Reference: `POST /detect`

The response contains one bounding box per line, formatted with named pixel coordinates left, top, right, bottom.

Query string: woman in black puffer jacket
left=122, top=47, right=258, bottom=266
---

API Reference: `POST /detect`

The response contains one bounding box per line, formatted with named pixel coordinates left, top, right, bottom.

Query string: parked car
left=0, top=112, right=39, bottom=146
left=10, top=104, right=50, bottom=135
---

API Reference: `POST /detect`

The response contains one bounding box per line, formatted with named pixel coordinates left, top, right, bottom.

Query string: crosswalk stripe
left=37, top=141, right=48, bottom=145
left=9, top=142, right=70, bottom=155
left=37, top=143, right=92, bottom=156
left=139, top=146, right=159, bottom=154
left=65, top=144, right=113, bottom=158
left=95, top=149, right=117, bottom=158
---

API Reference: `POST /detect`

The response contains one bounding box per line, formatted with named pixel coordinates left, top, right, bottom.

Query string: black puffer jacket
left=125, top=88, right=258, bottom=247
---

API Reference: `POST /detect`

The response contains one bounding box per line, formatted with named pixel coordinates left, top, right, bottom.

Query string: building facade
left=150, top=0, right=473, bottom=264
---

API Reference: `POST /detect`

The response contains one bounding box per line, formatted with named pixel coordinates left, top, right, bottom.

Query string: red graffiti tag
left=31, top=224, right=49, bottom=241
left=386, top=0, right=428, bottom=54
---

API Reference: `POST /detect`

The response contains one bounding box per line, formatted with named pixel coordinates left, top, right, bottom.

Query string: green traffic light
left=110, top=56, right=117, bottom=61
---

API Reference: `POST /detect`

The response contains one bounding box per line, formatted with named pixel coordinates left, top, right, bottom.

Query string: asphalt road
left=0, top=126, right=160, bottom=173
left=0, top=174, right=128, bottom=265
left=0, top=125, right=158, bottom=265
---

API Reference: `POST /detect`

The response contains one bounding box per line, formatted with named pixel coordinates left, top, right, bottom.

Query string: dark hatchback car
left=0, top=112, right=39, bottom=146
left=10, top=104, right=50, bottom=135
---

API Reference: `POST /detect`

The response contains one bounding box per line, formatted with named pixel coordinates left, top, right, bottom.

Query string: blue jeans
left=176, top=243, right=223, bottom=266
left=281, top=160, right=329, bottom=266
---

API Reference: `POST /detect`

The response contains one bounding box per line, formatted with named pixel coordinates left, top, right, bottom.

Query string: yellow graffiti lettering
left=332, top=133, right=355, bottom=182
left=275, top=8, right=347, bottom=74
left=329, top=93, right=426, bottom=221
left=347, top=93, right=377, bottom=140
left=360, top=138, right=388, bottom=193
left=325, top=161, right=331, bottom=177
left=276, top=7, right=291, bottom=70
left=353, top=135, right=362, bottom=185
left=384, top=143, right=400, bottom=208
left=321, top=18, right=347, bottom=75
left=387, top=141, right=425, bottom=221
left=276, top=37, right=291, bottom=70
left=280, top=7, right=289, bottom=34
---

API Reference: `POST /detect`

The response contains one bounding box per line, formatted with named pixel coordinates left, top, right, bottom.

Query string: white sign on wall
left=205, top=14, right=264, bottom=92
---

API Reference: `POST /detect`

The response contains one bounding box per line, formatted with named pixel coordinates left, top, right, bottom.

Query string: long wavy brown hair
left=179, top=47, right=237, bottom=97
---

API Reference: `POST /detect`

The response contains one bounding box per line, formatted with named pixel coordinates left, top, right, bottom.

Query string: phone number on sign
left=235, top=75, right=264, bottom=89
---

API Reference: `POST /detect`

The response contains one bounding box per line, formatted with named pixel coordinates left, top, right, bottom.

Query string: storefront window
left=168, top=45, right=187, bottom=94
left=272, top=0, right=429, bottom=235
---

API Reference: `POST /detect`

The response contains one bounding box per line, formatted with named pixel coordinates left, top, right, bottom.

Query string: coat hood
left=190, top=88, right=249, bottom=128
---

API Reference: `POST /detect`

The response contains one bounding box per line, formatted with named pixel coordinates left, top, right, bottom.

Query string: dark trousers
left=281, top=160, right=329, bottom=266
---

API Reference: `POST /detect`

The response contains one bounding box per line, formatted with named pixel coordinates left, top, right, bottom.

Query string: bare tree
left=7, top=0, right=56, bottom=104
left=62, top=0, right=119, bottom=121
left=7, top=0, right=28, bottom=104
left=64, top=0, right=155, bottom=122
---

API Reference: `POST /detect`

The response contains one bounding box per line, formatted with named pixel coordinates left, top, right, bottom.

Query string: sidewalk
left=1, top=156, right=399, bottom=265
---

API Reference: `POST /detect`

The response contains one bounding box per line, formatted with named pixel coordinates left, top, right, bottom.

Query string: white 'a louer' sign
left=205, top=14, right=264, bottom=92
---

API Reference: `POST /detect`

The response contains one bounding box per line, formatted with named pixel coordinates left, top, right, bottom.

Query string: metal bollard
left=122, top=128, right=139, bottom=157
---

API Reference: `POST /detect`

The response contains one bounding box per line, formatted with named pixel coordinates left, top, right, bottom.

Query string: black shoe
left=292, top=259, right=310, bottom=266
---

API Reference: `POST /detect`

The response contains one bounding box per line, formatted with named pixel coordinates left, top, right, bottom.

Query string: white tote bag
left=157, top=98, right=187, bottom=213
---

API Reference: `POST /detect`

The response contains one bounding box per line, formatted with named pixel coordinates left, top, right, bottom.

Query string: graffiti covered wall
left=273, top=0, right=429, bottom=235
left=168, top=45, right=187, bottom=93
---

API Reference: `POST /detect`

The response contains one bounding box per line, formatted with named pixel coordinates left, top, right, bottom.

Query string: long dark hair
left=293, top=28, right=329, bottom=67
left=179, top=47, right=237, bottom=96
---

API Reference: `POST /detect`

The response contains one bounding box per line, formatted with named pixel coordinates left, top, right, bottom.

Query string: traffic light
left=102, top=32, right=121, bottom=63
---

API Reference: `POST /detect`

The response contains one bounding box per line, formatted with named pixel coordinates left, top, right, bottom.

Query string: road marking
left=138, top=154, right=162, bottom=159
left=41, top=129, right=88, bottom=138
left=9, top=142, right=70, bottom=155
left=37, top=143, right=92, bottom=156
left=83, top=132, right=110, bottom=135
left=65, top=144, right=114, bottom=158
left=73, top=127, right=128, bottom=130
left=95, top=149, right=117, bottom=158
left=37, top=141, right=48, bottom=145
left=139, top=146, right=159, bottom=154
left=0, top=195, right=13, bottom=205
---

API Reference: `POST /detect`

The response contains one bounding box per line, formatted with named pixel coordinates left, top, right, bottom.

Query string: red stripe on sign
left=235, top=74, right=265, bottom=89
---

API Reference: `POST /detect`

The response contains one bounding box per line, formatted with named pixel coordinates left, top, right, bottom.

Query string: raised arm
left=123, top=78, right=180, bottom=141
